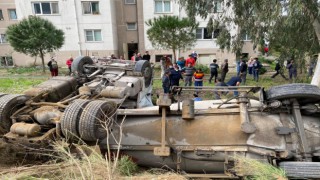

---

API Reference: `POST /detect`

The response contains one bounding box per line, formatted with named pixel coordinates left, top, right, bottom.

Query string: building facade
left=0, top=0, right=258, bottom=67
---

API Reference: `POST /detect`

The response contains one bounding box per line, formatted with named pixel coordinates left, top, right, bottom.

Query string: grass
left=234, top=156, right=287, bottom=180
left=0, top=78, right=45, bottom=94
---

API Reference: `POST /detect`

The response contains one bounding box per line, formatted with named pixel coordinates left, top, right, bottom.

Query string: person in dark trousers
left=226, top=76, right=242, bottom=97
left=239, top=59, right=248, bottom=85
left=214, top=77, right=228, bottom=99
left=162, top=71, right=170, bottom=94
left=271, top=60, right=288, bottom=80
left=182, top=63, right=196, bottom=86
left=66, top=57, right=73, bottom=75
left=142, top=51, right=151, bottom=61
left=253, top=57, right=261, bottom=82
left=287, top=59, right=297, bottom=81
left=170, top=64, right=183, bottom=87
left=221, top=59, right=229, bottom=82
left=209, top=59, right=219, bottom=83
left=48, top=57, right=58, bottom=77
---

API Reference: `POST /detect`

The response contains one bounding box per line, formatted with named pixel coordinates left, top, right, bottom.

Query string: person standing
left=160, top=56, right=166, bottom=78
left=66, top=57, right=73, bottom=75
left=48, top=57, right=58, bottom=77
left=221, top=59, right=229, bottom=82
left=239, top=59, right=248, bottom=85
left=143, top=51, right=151, bottom=61
left=170, top=64, right=183, bottom=87
left=185, top=54, right=196, bottom=67
left=193, top=68, right=204, bottom=95
left=162, top=71, right=170, bottom=94
left=209, top=59, right=219, bottom=83
left=287, top=59, right=297, bottom=81
left=131, top=53, right=136, bottom=61
left=247, top=57, right=254, bottom=76
left=177, top=57, right=185, bottom=70
left=253, top=57, right=261, bottom=82
left=191, top=51, right=198, bottom=62
left=182, top=63, right=196, bottom=86
left=135, top=53, right=143, bottom=61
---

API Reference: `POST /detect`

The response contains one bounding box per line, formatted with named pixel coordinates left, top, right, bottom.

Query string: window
left=154, top=0, right=171, bottom=13
left=0, top=56, right=13, bottom=67
left=0, top=10, right=3, bottom=20
left=85, top=30, right=102, bottom=42
left=125, top=0, right=136, bottom=4
left=214, top=0, right=223, bottom=13
left=32, top=2, right=59, bottom=15
left=196, top=28, right=210, bottom=39
left=242, top=34, right=251, bottom=41
left=8, top=9, right=17, bottom=20
left=196, top=28, right=220, bottom=39
left=127, top=23, right=137, bottom=30
left=82, top=2, right=100, bottom=14
left=0, top=34, right=7, bottom=44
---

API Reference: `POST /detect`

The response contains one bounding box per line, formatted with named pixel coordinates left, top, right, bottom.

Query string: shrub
left=194, top=64, right=210, bottom=73
left=118, top=155, right=139, bottom=176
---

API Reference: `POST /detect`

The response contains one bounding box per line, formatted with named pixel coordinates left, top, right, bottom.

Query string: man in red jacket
left=185, top=54, right=195, bottom=67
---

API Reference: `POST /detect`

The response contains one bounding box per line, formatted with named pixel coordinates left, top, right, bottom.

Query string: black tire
left=266, top=84, right=320, bottom=104
left=279, top=161, right=320, bottom=179
left=78, top=100, right=117, bottom=141
left=0, top=93, right=6, bottom=98
left=0, top=94, right=29, bottom=134
left=71, top=56, right=94, bottom=75
left=134, top=60, right=152, bottom=87
left=60, top=99, right=90, bottom=140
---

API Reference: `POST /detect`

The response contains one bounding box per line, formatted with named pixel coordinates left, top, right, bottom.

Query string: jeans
left=221, top=72, right=227, bottom=82
left=194, top=81, right=203, bottom=94
left=240, top=72, right=247, bottom=85
left=185, top=76, right=192, bottom=86
left=163, top=86, right=170, bottom=94
left=253, top=69, right=259, bottom=82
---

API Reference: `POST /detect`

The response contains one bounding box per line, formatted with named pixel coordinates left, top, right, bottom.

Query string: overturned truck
left=1, top=56, right=320, bottom=179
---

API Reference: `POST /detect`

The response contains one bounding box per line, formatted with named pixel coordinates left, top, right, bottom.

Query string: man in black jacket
left=239, top=59, right=248, bottom=85
left=209, top=59, right=219, bottom=83
left=271, top=60, right=288, bottom=80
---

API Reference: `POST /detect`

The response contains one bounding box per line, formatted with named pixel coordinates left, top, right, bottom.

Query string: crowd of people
left=161, top=54, right=315, bottom=100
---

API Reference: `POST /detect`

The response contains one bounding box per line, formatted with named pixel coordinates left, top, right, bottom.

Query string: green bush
left=259, top=56, right=273, bottom=65
left=194, top=64, right=210, bottom=73
left=259, top=67, right=267, bottom=75
left=7, top=66, right=39, bottom=74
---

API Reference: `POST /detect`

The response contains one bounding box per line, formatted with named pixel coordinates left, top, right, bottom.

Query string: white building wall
left=14, top=0, right=118, bottom=65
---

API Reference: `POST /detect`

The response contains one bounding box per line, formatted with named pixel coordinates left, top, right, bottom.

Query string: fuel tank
left=24, top=76, right=77, bottom=102
left=101, top=100, right=320, bottom=173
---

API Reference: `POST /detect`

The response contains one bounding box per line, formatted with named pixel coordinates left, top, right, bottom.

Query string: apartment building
left=0, top=0, right=258, bottom=67
left=0, top=0, right=19, bottom=66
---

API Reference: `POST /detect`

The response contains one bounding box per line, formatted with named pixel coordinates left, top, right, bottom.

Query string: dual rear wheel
left=60, top=100, right=117, bottom=142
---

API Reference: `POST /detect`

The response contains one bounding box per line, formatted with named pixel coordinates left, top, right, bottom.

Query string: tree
left=146, top=15, right=198, bottom=63
left=6, top=16, right=64, bottom=73
left=178, top=0, right=320, bottom=85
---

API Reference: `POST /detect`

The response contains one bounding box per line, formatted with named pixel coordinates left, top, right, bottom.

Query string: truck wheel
left=135, top=60, right=152, bottom=88
left=78, top=100, right=117, bottom=141
left=60, top=99, right=90, bottom=140
left=71, top=56, right=94, bottom=75
left=0, top=94, right=29, bottom=134
left=266, top=84, right=320, bottom=104
left=279, top=161, right=320, bottom=179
